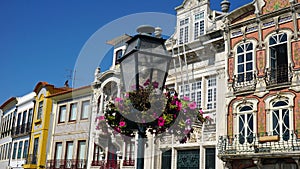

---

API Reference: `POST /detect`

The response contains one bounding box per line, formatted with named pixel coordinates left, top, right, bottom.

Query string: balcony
left=265, top=65, right=292, bottom=88
left=233, top=73, right=256, bottom=93
left=46, top=159, right=87, bottom=169
left=91, top=160, right=120, bottom=169
left=11, top=123, right=32, bottom=137
left=218, top=131, right=300, bottom=159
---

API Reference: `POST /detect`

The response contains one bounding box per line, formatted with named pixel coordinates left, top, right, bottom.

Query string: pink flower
left=188, top=102, right=197, bottom=110
left=115, top=97, right=122, bottom=102
left=119, top=121, right=126, bottom=127
left=125, top=93, right=130, bottom=97
left=199, top=109, right=203, bottom=115
left=152, top=81, right=159, bottom=88
left=176, top=101, right=182, bottom=110
left=158, top=117, right=165, bottom=126
left=115, top=127, right=121, bottom=132
left=144, top=79, right=150, bottom=86
left=96, top=126, right=100, bottom=130
left=97, top=116, right=105, bottom=120
left=183, top=96, right=190, bottom=101
left=186, top=118, right=191, bottom=124
left=205, top=116, right=211, bottom=120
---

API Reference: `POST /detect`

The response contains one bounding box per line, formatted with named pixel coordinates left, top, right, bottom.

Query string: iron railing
left=233, top=72, right=256, bottom=93
left=91, top=160, right=120, bottom=169
left=218, top=130, right=300, bottom=156
left=265, top=65, right=292, bottom=86
left=11, top=123, right=31, bottom=136
left=46, top=159, right=87, bottom=169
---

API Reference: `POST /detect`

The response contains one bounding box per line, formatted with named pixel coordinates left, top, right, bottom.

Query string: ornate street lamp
left=118, top=25, right=172, bottom=169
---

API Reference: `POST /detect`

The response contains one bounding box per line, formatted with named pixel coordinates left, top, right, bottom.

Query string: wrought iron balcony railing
left=218, top=131, right=300, bottom=156
left=233, top=72, right=256, bottom=93
left=26, top=154, right=37, bottom=165
left=46, top=159, right=87, bottom=169
left=91, top=160, right=120, bottom=169
left=265, top=65, right=292, bottom=86
left=11, top=123, right=32, bottom=137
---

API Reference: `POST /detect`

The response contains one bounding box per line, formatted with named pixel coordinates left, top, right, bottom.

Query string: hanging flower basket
left=96, top=80, right=210, bottom=143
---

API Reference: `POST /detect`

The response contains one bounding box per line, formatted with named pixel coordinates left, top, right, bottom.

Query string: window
left=81, top=101, right=90, bottom=119
left=177, top=149, right=199, bottom=169
left=115, top=49, right=123, bottom=65
left=194, top=12, right=205, bottom=40
left=205, top=148, right=215, bottom=169
left=269, top=33, right=288, bottom=84
left=124, top=140, right=134, bottom=166
left=93, top=144, right=105, bottom=165
left=33, top=137, right=39, bottom=164
left=12, top=142, right=17, bottom=159
left=58, top=105, right=66, bottom=123
left=28, top=108, right=33, bottom=124
left=65, top=141, right=73, bottom=160
left=55, top=142, right=62, bottom=168
left=179, top=18, right=189, bottom=44
left=238, top=105, right=254, bottom=144
left=17, top=141, right=23, bottom=159
left=16, top=113, right=22, bottom=134
left=207, top=77, right=216, bottom=109
left=55, top=142, right=62, bottom=160
left=77, top=141, right=86, bottom=160
left=179, top=80, right=202, bottom=108
left=161, top=150, right=171, bottom=169
left=69, top=103, right=77, bottom=121
left=271, top=100, right=290, bottom=141
left=21, top=111, right=27, bottom=133
left=37, top=101, right=43, bottom=119
left=23, top=140, right=29, bottom=159
left=237, top=42, right=254, bottom=82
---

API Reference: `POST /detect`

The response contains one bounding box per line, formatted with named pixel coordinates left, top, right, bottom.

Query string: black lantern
left=118, top=25, right=172, bottom=169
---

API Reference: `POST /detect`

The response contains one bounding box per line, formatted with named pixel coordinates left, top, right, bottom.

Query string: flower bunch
left=96, top=80, right=208, bottom=143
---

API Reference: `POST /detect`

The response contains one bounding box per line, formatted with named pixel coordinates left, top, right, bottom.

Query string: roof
left=0, top=97, right=17, bottom=110
left=106, top=34, right=132, bottom=46
left=47, top=85, right=91, bottom=98
left=33, top=81, right=70, bottom=94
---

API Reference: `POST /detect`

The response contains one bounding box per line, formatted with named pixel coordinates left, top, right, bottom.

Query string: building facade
left=23, top=82, right=69, bottom=169
left=218, top=0, right=300, bottom=168
left=10, top=92, right=35, bottom=169
left=0, top=97, right=17, bottom=169
left=46, top=86, right=92, bottom=169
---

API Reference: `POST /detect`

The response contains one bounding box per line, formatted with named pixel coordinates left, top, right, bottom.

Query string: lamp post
left=118, top=25, right=172, bottom=169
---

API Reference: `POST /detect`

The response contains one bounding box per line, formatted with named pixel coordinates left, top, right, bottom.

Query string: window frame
left=179, top=18, right=189, bottom=44
left=80, top=100, right=90, bottom=120
left=69, top=103, right=78, bottom=122
left=37, top=101, right=44, bottom=120
left=206, top=76, right=217, bottom=110
left=58, top=105, right=67, bottom=123
left=194, top=11, right=205, bottom=40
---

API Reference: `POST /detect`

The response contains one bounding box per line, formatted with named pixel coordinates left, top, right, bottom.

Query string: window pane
left=17, top=141, right=23, bottom=159
left=246, top=53, right=252, bottom=61
left=246, top=43, right=253, bottom=51
left=240, top=106, right=252, bottom=112
left=55, top=142, right=62, bottom=160
left=12, top=142, right=17, bottom=159
left=269, top=36, right=276, bottom=45
left=238, top=65, right=244, bottom=73
left=37, top=101, right=43, bottom=119
left=205, top=148, right=215, bottom=169
left=66, top=142, right=73, bottom=159
left=280, top=33, right=287, bottom=42
left=237, top=45, right=243, bottom=54
left=238, top=55, right=244, bottom=63
left=77, top=141, right=86, bottom=160
left=59, top=105, right=66, bottom=123
left=81, top=101, right=90, bottom=119
left=246, top=62, right=253, bottom=71
left=23, top=140, right=29, bottom=158
left=69, top=103, right=77, bottom=121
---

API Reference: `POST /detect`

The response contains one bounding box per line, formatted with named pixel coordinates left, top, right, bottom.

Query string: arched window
left=271, top=99, right=290, bottom=141
left=237, top=104, right=254, bottom=144
left=269, top=33, right=288, bottom=84
left=236, top=42, right=254, bottom=82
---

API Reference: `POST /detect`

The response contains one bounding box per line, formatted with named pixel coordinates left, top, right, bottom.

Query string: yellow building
left=24, top=82, right=69, bottom=169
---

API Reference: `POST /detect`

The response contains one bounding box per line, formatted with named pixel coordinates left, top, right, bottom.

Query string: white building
left=0, top=97, right=17, bottom=169
left=10, top=92, right=35, bottom=169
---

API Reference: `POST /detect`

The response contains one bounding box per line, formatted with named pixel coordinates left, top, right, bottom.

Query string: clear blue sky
left=0, top=0, right=252, bottom=104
